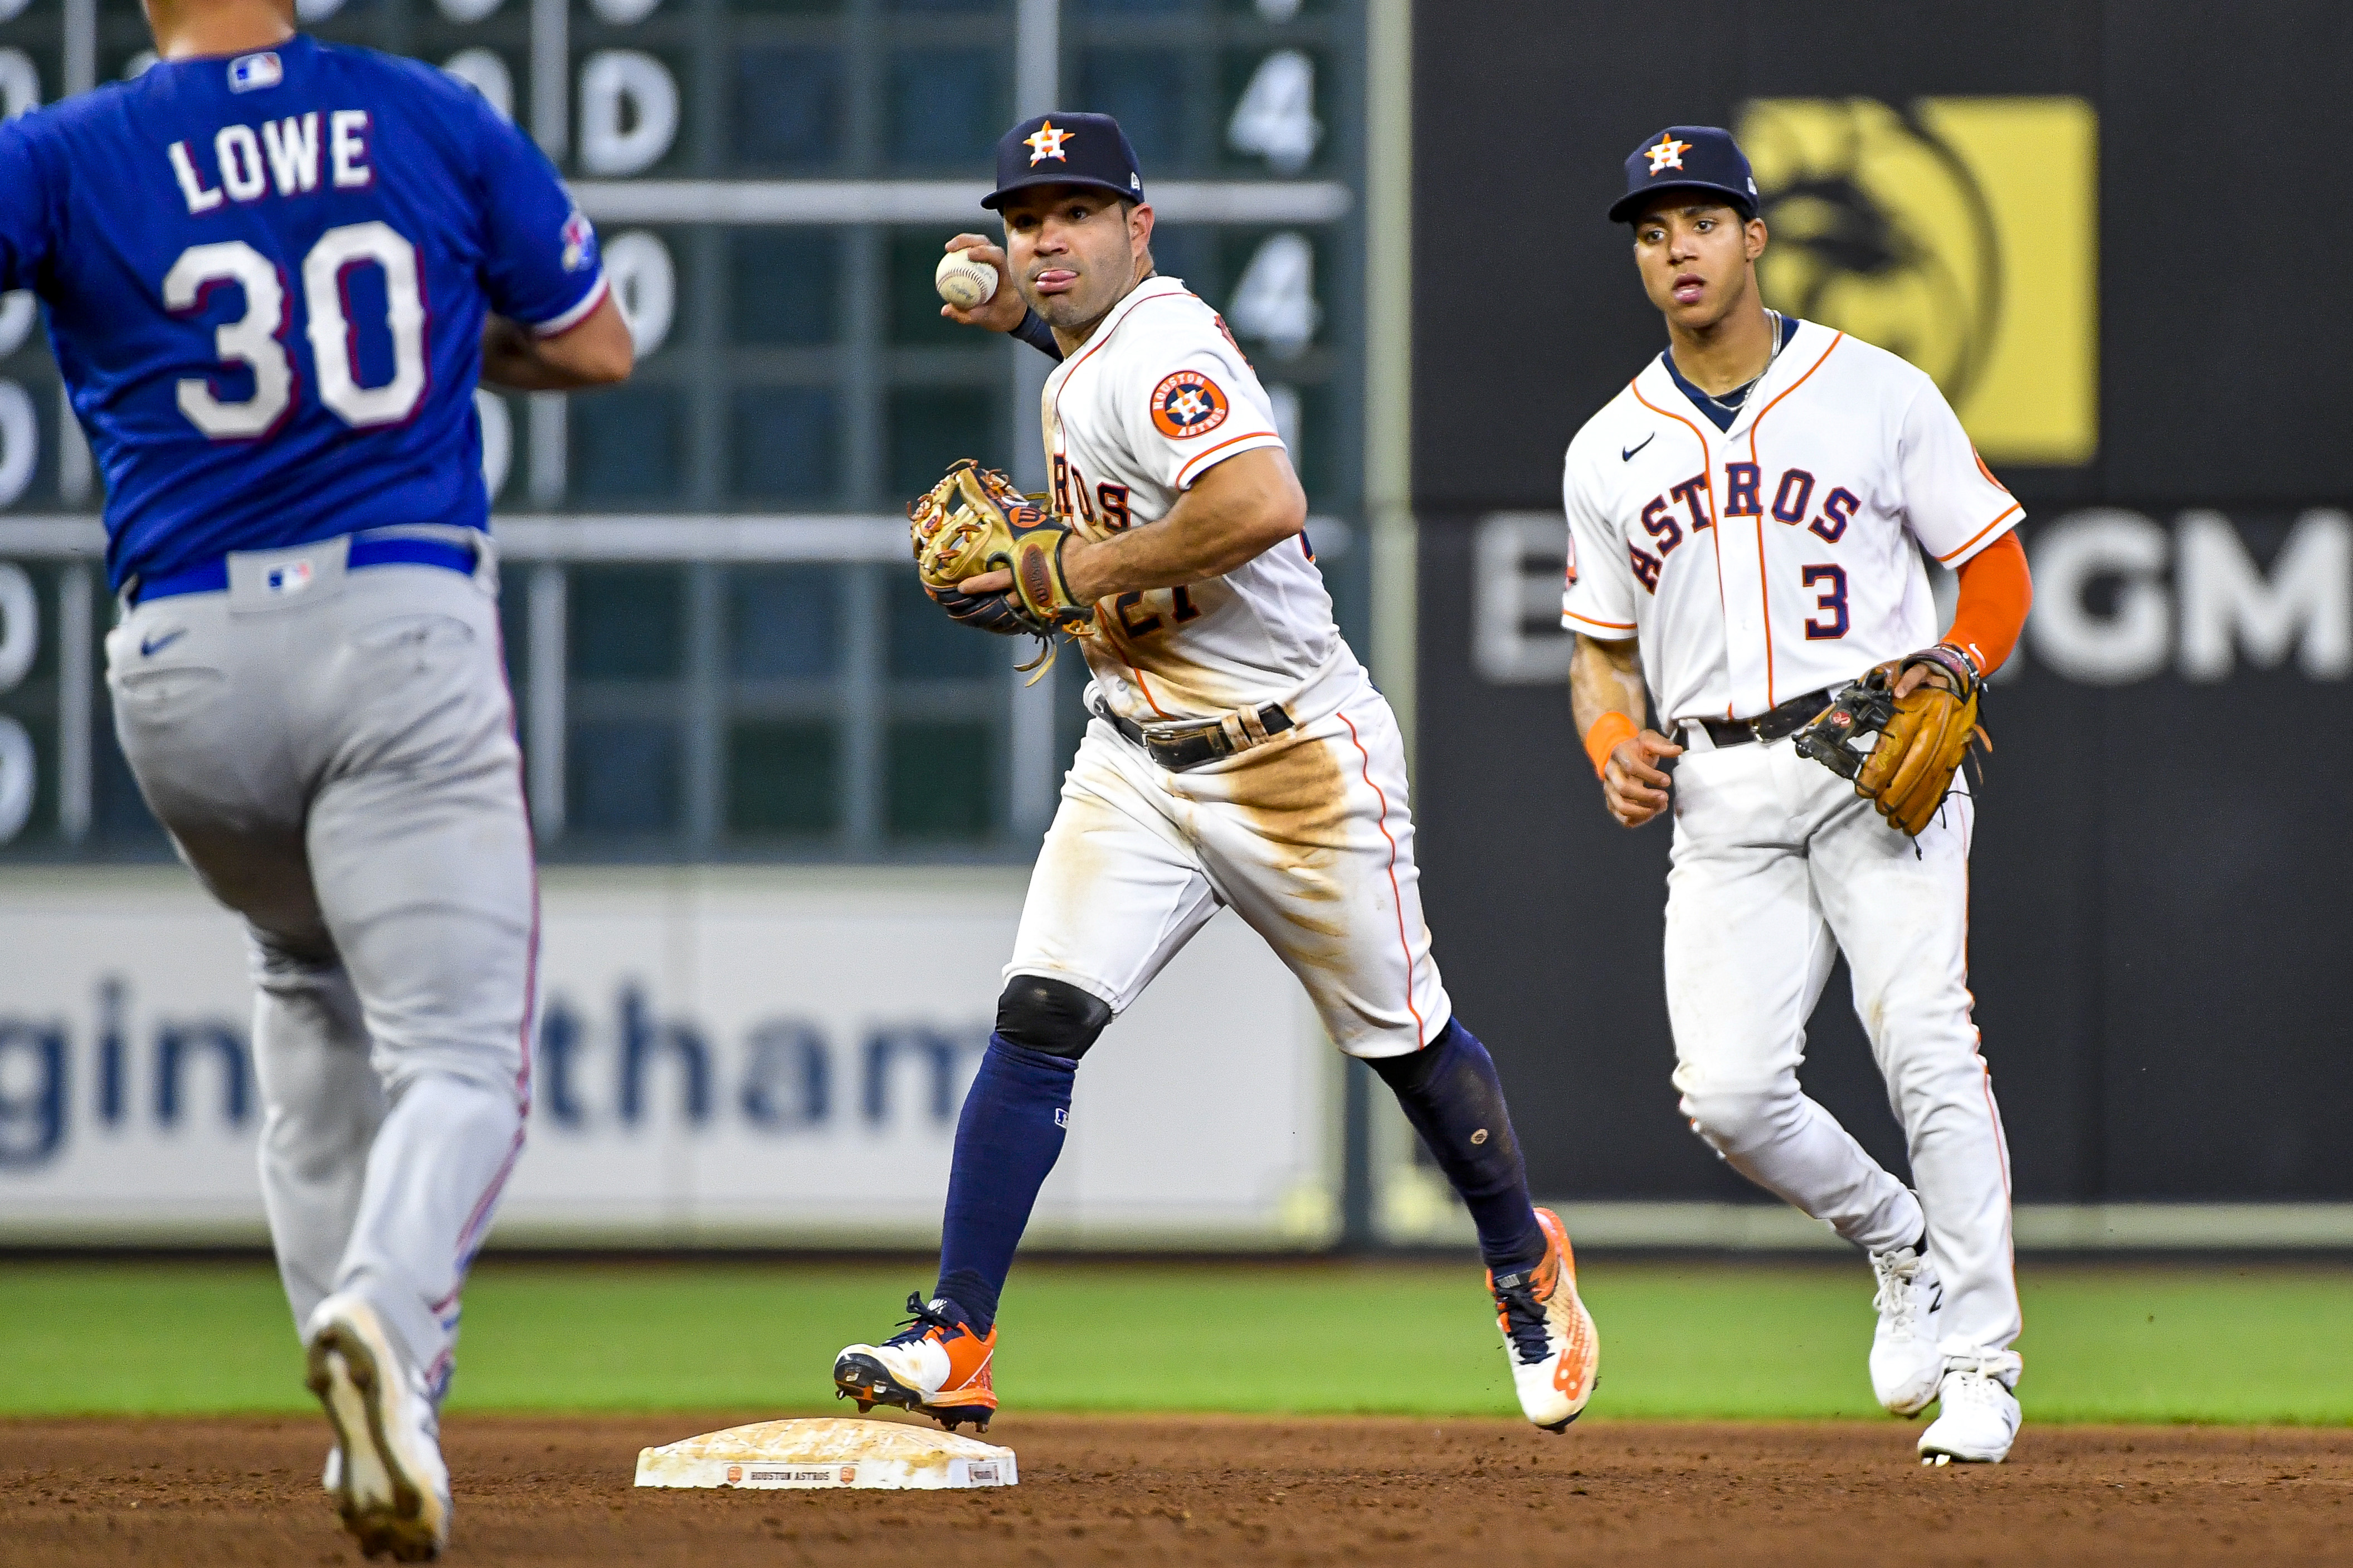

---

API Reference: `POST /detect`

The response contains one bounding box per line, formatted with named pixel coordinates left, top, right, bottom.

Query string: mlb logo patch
left=559, top=209, right=597, bottom=273
left=227, top=52, right=282, bottom=92
left=266, top=559, right=314, bottom=595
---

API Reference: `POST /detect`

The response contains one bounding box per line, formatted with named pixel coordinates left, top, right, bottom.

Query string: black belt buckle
left=1703, top=687, right=1833, bottom=749
left=1099, top=700, right=1293, bottom=772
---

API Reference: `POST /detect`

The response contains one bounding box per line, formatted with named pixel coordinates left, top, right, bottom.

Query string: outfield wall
left=1406, top=0, right=2353, bottom=1212
left=0, top=867, right=1340, bottom=1248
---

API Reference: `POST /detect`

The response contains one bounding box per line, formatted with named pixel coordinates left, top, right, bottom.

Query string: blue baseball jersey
left=0, top=35, right=606, bottom=589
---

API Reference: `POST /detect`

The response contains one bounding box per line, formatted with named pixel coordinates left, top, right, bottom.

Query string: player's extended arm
left=1570, top=633, right=1682, bottom=829
left=480, top=292, right=635, bottom=392
left=958, top=447, right=1306, bottom=604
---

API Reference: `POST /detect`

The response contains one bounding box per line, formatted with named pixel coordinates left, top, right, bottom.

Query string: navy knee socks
left=931, top=1018, right=1545, bottom=1333
left=1369, top=1017, right=1548, bottom=1273
left=931, top=1034, right=1075, bottom=1335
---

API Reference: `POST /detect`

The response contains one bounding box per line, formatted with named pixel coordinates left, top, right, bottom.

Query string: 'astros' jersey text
left=1043, top=275, right=1344, bottom=724
left=1559, top=320, right=2021, bottom=723
left=0, top=35, right=606, bottom=589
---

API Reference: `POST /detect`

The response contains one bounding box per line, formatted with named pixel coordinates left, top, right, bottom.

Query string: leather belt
left=1093, top=696, right=1294, bottom=773
left=125, top=532, right=480, bottom=608
left=1696, top=687, right=1835, bottom=749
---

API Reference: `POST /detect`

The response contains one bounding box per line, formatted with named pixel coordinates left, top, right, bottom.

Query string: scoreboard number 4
left=164, top=219, right=427, bottom=439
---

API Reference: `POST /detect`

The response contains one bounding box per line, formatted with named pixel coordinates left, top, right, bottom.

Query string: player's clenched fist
left=937, top=235, right=1028, bottom=332
left=1602, top=729, right=1683, bottom=828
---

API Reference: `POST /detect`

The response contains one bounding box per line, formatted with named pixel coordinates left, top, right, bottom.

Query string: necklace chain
left=1696, top=310, right=1787, bottom=414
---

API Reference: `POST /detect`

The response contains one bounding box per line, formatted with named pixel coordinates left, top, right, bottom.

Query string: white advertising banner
left=0, top=867, right=1338, bottom=1247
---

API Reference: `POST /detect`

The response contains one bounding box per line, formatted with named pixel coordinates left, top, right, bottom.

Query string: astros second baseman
left=1563, top=126, right=2038, bottom=1464
left=831, top=111, right=1599, bottom=1436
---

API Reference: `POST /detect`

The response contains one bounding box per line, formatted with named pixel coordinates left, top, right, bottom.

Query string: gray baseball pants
left=106, top=531, right=535, bottom=1399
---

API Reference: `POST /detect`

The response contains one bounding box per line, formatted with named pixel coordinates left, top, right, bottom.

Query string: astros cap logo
left=1150, top=370, right=1230, bottom=438
left=1025, top=120, right=1074, bottom=165
left=1645, top=134, right=1691, bottom=173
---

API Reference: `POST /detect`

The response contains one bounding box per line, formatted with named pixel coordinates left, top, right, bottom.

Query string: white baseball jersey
left=1559, top=319, right=2022, bottom=722
left=1042, top=275, right=1344, bottom=724
left=1559, top=316, right=2024, bottom=1369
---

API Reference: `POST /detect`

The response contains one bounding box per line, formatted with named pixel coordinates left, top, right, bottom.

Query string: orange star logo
left=1645, top=135, right=1691, bottom=174
left=1025, top=120, right=1074, bottom=165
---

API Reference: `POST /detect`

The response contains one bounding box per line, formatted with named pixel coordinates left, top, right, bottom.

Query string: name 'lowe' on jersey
left=0, top=34, right=606, bottom=589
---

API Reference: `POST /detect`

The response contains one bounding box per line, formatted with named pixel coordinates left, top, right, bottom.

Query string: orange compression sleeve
left=1582, top=711, right=1640, bottom=779
left=1945, top=531, right=2032, bottom=676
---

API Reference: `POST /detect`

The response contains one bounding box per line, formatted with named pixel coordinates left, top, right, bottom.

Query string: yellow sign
left=1737, top=97, right=2098, bottom=466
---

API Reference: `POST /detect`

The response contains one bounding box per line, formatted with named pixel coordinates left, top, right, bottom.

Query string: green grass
left=2, top=1259, right=2347, bottom=1425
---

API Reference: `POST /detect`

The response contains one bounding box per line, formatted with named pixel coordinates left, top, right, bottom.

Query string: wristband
left=1582, top=711, right=1640, bottom=779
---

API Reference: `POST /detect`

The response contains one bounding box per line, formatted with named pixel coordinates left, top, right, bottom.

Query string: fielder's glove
left=1792, top=644, right=1989, bottom=837
left=908, top=461, right=1097, bottom=668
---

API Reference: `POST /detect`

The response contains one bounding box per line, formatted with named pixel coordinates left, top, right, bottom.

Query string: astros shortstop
left=1562, top=127, right=2037, bottom=1464
left=0, top=0, right=632, bottom=1552
left=834, top=113, right=1599, bottom=1434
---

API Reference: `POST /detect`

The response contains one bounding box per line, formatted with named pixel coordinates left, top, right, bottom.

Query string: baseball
left=935, top=248, right=999, bottom=310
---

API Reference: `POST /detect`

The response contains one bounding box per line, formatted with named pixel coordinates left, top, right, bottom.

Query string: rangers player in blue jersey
left=0, top=0, right=632, bottom=1552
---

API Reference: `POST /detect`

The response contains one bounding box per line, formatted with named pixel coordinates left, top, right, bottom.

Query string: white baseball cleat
left=1487, top=1207, right=1600, bottom=1432
left=1868, top=1240, right=1946, bottom=1416
left=1917, top=1356, right=2023, bottom=1464
left=304, top=1293, right=451, bottom=1561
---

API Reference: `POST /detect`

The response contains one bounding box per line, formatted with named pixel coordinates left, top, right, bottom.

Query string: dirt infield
left=2, top=1413, right=2347, bottom=1567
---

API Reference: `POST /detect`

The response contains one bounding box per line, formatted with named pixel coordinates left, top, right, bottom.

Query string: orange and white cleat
left=1487, top=1207, right=1600, bottom=1432
left=832, top=1294, right=998, bottom=1433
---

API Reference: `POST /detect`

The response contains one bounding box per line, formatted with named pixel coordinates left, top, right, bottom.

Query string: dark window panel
left=570, top=388, right=684, bottom=502
left=568, top=566, right=685, bottom=681
left=730, top=387, right=841, bottom=503
left=886, top=570, right=999, bottom=680
left=567, top=720, right=682, bottom=833
left=1073, top=0, right=1204, bottom=13
left=887, top=48, right=1009, bottom=170
left=1146, top=226, right=1216, bottom=296
left=730, top=0, right=844, bottom=12
left=727, top=721, right=838, bottom=834
left=731, top=48, right=845, bottom=168
left=1077, top=48, right=1189, bottom=168
left=886, top=387, right=1000, bottom=499
left=889, top=233, right=1000, bottom=346
left=888, top=720, right=995, bottom=840
left=728, top=565, right=840, bottom=680
left=888, top=0, right=1004, bottom=11
left=730, top=231, right=839, bottom=345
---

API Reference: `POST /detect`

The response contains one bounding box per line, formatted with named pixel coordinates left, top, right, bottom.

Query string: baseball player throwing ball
left=0, top=0, right=632, bottom=1552
left=833, top=113, right=1599, bottom=1434
left=1563, top=127, right=2036, bottom=1463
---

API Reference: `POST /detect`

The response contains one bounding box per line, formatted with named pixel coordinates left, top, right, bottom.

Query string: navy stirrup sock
left=1370, top=1018, right=1548, bottom=1273
left=932, top=1033, right=1075, bottom=1336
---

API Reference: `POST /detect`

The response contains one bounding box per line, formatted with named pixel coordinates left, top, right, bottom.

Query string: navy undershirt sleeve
left=1010, top=308, right=1064, bottom=362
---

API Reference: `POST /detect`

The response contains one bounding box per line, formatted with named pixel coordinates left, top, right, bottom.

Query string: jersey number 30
left=164, top=222, right=426, bottom=439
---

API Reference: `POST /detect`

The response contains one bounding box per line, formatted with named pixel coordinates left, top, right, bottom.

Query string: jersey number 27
left=164, top=221, right=425, bottom=439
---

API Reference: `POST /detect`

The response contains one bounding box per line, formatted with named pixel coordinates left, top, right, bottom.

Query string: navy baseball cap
left=1608, top=125, right=1760, bottom=223
left=983, top=113, right=1146, bottom=211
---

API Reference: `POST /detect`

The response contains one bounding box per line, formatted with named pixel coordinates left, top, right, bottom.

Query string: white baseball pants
left=1663, top=730, right=2020, bottom=1364
left=108, top=540, right=535, bottom=1399
left=1009, top=680, right=1451, bottom=1058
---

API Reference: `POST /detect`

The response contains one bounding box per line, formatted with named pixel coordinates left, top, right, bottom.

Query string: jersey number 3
left=164, top=221, right=426, bottom=440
